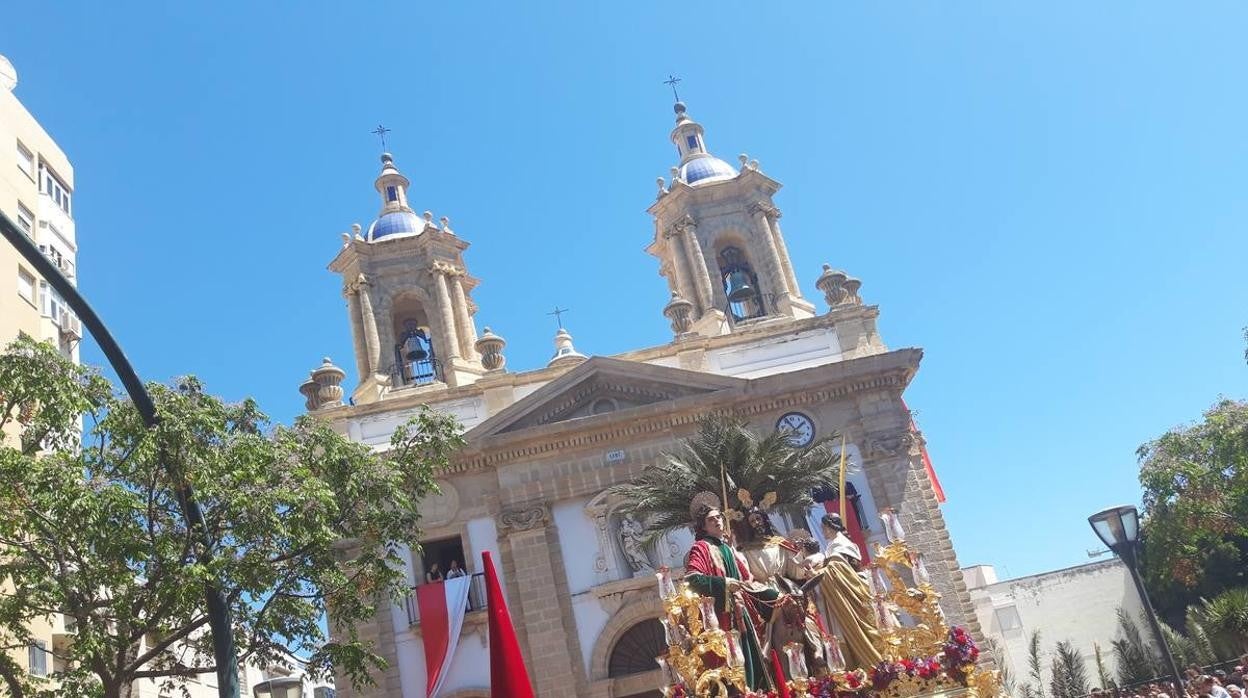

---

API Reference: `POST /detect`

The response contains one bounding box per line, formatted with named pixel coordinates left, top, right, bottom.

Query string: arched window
left=607, top=618, right=666, bottom=678
left=717, top=246, right=765, bottom=321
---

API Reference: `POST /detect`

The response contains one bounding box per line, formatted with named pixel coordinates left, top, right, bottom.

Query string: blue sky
left=4, top=2, right=1246, bottom=580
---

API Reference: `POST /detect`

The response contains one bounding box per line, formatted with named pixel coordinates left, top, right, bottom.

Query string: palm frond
left=608, top=415, right=842, bottom=541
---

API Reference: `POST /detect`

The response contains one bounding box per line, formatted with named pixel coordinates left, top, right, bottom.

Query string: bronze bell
left=403, top=331, right=429, bottom=361
left=725, top=270, right=755, bottom=303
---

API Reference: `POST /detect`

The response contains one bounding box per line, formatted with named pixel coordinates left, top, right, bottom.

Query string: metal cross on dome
left=547, top=306, right=570, bottom=329
left=663, top=74, right=682, bottom=102
left=371, top=124, right=392, bottom=152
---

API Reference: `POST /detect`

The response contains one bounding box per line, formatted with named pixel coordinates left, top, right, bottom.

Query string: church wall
left=705, top=325, right=842, bottom=378
left=552, top=497, right=596, bottom=595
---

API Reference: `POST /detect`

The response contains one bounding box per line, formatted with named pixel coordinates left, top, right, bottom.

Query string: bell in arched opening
left=718, top=246, right=766, bottom=322
left=394, top=320, right=439, bottom=386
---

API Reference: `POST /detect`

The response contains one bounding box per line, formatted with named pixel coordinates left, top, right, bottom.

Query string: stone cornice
left=445, top=348, right=921, bottom=475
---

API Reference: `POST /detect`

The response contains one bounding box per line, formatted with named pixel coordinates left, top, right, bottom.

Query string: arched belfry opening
left=717, top=245, right=765, bottom=322
left=389, top=294, right=442, bottom=386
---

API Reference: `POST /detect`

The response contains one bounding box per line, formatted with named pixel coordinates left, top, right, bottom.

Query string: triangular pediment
left=466, top=357, right=746, bottom=440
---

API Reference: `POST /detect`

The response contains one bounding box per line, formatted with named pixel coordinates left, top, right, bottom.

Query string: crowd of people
left=1088, top=656, right=1248, bottom=698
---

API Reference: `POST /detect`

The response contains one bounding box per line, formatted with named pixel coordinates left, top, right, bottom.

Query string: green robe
left=685, top=536, right=780, bottom=691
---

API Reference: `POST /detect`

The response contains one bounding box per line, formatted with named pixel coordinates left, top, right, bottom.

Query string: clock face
left=776, top=412, right=816, bottom=447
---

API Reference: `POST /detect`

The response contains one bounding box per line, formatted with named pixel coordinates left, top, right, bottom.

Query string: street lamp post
left=0, top=211, right=240, bottom=698
left=252, top=677, right=304, bottom=698
left=1088, top=505, right=1185, bottom=694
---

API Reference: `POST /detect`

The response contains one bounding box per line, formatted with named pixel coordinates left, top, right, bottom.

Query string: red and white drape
left=416, top=576, right=472, bottom=698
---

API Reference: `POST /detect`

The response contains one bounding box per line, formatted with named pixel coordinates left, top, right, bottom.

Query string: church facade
left=303, top=100, right=981, bottom=698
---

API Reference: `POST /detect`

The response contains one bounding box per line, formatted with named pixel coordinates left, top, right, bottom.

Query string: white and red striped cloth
left=415, top=576, right=472, bottom=698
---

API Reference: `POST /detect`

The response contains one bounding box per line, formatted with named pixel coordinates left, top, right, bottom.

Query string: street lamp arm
left=0, top=211, right=241, bottom=698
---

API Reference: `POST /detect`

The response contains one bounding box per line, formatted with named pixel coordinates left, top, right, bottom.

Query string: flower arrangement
left=739, top=628, right=983, bottom=698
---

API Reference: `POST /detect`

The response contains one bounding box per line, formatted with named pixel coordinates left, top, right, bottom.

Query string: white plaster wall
left=572, top=594, right=611, bottom=676
left=706, top=327, right=841, bottom=378
left=353, top=396, right=487, bottom=446
left=966, top=560, right=1146, bottom=690
left=553, top=497, right=597, bottom=595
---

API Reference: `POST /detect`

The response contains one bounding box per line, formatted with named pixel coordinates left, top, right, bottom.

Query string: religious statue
left=814, top=512, right=883, bottom=669
left=736, top=506, right=829, bottom=680
left=683, top=492, right=781, bottom=692
left=618, top=514, right=653, bottom=573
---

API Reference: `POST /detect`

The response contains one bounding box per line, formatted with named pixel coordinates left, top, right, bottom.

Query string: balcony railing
left=405, top=573, right=488, bottom=626
left=388, top=357, right=443, bottom=388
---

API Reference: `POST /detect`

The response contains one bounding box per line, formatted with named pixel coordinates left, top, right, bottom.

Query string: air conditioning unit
left=59, top=312, right=82, bottom=340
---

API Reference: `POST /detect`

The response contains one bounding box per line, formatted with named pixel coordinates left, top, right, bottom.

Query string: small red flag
left=482, top=550, right=535, bottom=698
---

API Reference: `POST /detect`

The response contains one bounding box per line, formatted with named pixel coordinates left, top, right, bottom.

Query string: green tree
left=1049, top=641, right=1090, bottom=698
left=607, top=415, right=841, bottom=540
left=1195, top=587, right=1248, bottom=656
left=0, top=337, right=463, bottom=698
left=1137, top=399, right=1248, bottom=622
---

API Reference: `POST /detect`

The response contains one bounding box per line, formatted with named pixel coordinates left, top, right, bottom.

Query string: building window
left=17, top=268, right=35, bottom=304
left=16, top=140, right=34, bottom=179
left=685, top=135, right=699, bottom=151
left=28, top=641, right=48, bottom=676
left=994, top=605, right=1023, bottom=632
left=313, top=688, right=336, bottom=698
left=608, top=619, right=666, bottom=678
left=17, top=202, right=34, bottom=234
left=41, top=166, right=72, bottom=216
left=386, top=185, right=398, bottom=202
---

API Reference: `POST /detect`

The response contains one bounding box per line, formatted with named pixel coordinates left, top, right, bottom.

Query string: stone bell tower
left=646, top=101, right=817, bottom=338
left=327, top=152, right=493, bottom=404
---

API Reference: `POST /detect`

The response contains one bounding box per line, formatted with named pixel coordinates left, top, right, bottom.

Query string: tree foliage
left=1137, top=399, right=1248, bottom=622
left=607, top=415, right=842, bottom=541
left=0, top=337, right=463, bottom=697
left=1195, top=587, right=1248, bottom=656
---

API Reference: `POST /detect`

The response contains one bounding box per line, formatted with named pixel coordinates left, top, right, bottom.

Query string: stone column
left=858, top=425, right=984, bottom=642
left=355, top=275, right=382, bottom=376
left=498, top=504, right=583, bottom=697
left=765, top=208, right=802, bottom=298
left=449, top=272, right=479, bottom=362
left=662, top=231, right=693, bottom=310
left=748, top=203, right=791, bottom=298
left=676, top=217, right=715, bottom=315
left=431, top=265, right=462, bottom=362
left=344, top=283, right=369, bottom=382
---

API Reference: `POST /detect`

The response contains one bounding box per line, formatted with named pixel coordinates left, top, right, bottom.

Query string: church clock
left=775, top=412, right=815, bottom=447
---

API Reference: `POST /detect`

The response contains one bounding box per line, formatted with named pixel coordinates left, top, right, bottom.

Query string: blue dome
left=681, top=156, right=738, bottom=185
left=367, top=211, right=423, bottom=240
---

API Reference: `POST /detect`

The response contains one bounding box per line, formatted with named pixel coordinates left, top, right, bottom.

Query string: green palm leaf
left=608, top=415, right=843, bottom=542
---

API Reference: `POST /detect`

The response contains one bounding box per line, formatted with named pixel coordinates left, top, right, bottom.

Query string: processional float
left=652, top=509, right=1000, bottom=698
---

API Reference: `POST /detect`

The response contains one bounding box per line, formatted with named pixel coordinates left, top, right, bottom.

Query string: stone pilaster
left=748, top=202, right=793, bottom=300
left=449, top=271, right=479, bottom=362
left=355, top=274, right=382, bottom=377
left=858, top=424, right=984, bottom=645
left=676, top=216, right=714, bottom=316
left=763, top=207, right=801, bottom=298
left=344, top=283, right=369, bottom=383
left=431, top=264, right=462, bottom=362
left=496, top=504, right=583, bottom=698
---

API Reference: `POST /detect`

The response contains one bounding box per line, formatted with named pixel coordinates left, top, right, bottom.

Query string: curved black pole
left=0, top=212, right=240, bottom=698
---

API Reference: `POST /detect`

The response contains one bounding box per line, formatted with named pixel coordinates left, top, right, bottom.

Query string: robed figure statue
left=684, top=494, right=781, bottom=692
left=814, top=512, right=883, bottom=669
